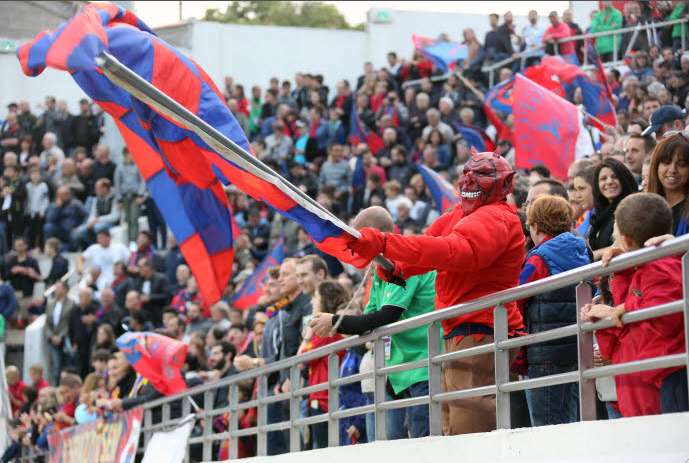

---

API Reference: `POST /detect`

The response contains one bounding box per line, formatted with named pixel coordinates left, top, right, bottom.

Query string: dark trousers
left=661, top=369, right=688, bottom=414
left=27, top=214, right=44, bottom=249
left=309, top=403, right=329, bottom=449
left=525, top=362, right=579, bottom=426
left=266, top=400, right=287, bottom=455
left=386, top=381, right=429, bottom=439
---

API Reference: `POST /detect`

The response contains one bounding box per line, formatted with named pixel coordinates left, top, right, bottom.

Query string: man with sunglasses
left=642, top=105, right=686, bottom=138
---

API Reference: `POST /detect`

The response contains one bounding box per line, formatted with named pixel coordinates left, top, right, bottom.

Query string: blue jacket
left=525, top=232, right=591, bottom=365
left=0, top=283, right=17, bottom=319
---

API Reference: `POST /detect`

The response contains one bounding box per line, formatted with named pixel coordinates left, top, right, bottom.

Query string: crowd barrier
left=115, top=234, right=689, bottom=462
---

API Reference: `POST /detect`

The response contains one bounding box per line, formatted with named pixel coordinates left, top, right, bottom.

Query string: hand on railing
left=581, top=303, right=626, bottom=328
left=644, top=234, right=675, bottom=247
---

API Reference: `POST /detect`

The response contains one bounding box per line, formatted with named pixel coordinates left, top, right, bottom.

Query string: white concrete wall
left=189, top=21, right=367, bottom=93
left=224, top=412, right=689, bottom=463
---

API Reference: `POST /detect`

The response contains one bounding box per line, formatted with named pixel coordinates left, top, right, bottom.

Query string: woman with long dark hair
left=588, top=158, right=638, bottom=260
left=647, top=132, right=689, bottom=235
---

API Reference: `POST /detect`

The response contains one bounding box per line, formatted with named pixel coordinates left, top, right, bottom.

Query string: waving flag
left=350, top=102, right=384, bottom=155
left=412, top=34, right=468, bottom=72
left=485, top=78, right=514, bottom=115
left=18, top=3, right=236, bottom=305
left=117, top=332, right=187, bottom=396
left=232, top=238, right=286, bottom=310
left=417, top=164, right=459, bottom=213
left=18, top=3, right=367, bottom=273
left=513, top=75, right=592, bottom=179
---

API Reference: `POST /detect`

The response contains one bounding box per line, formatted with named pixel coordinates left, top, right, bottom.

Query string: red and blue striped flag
left=116, top=331, right=187, bottom=396
left=18, top=2, right=236, bottom=305
left=349, top=102, right=384, bottom=155
left=416, top=164, right=459, bottom=213
left=18, top=3, right=368, bottom=282
left=232, top=237, right=286, bottom=310
left=412, top=34, right=468, bottom=73
left=485, top=78, right=514, bottom=115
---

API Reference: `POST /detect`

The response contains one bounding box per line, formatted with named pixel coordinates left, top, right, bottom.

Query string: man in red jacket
left=349, top=151, right=525, bottom=435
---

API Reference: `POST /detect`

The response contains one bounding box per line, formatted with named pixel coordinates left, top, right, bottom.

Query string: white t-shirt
left=83, top=242, right=130, bottom=289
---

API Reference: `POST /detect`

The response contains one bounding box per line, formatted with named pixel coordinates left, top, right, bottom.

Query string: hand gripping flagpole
left=94, top=52, right=395, bottom=273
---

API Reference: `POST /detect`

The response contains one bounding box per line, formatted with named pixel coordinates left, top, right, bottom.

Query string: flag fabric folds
left=513, top=74, right=591, bottom=180
left=116, top=331, right=188, bottom=396
left=484, top=78, right=514, bottom=115
left=232, top=237, right=286, bottom=310
left=416, top=164, right=459, bottom=213
left=412, top=34, right=468, bottom=73
left=349, top=103, right=384, bottom=155
left=18, top=3, right=237, bottom=305
left=18, top=2, right=366, bottom=276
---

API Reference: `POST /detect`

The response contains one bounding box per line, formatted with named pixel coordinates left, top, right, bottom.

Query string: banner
left=142, top=414, right=195, bottom=463
left=48, top=407, right=143, bottom=463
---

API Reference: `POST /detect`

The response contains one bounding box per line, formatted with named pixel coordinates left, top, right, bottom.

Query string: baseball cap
left=642, top=105, right=686, bottom=136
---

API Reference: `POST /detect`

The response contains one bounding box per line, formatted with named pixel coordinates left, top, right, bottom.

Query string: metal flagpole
left=94, top=52, right=397, bottom=272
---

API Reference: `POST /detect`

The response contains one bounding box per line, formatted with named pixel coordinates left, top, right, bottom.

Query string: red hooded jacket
left=381, top=202, right=525, bottom=336
left=597, top=255, right=685, bottom=417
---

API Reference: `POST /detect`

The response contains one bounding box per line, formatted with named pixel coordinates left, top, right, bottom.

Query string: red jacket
left=597, top=256, right=685, bottom=417
left=382, top=202, right=525, bottom=336
left=303, top=334, right=344, bottom=411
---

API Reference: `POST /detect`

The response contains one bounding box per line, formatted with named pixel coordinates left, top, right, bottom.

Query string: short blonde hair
left=527, top=195, right=572, bottom=237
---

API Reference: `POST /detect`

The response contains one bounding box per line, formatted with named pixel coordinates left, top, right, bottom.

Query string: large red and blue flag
left=232, top=237, right=286, bottom=310
left=18, top=3, right=368, bottom=275
left=416, top=164, right=459, bottom=213
left=513, top=74, right=592, bottom=179
left=349, top=102, right=384, bottom=155
left=116, top=331, right=188, bottom=396
left=484, top=78, right=514, bottom=115
left=412, top=34, right=468, bottom=73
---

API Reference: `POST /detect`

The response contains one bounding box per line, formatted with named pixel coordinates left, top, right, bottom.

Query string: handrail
left=481, top=17, right=688, bottom=85
left=140, top=233, right=689, bottom=410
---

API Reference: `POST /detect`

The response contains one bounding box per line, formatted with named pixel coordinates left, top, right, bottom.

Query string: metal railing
left=128, top=233, right=689, bottom=461
left=482, top=17, right=688, bottom=86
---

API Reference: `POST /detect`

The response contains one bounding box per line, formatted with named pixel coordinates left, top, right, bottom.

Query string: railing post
left=229, top=383, right=239, bottom=460
left=576, top=282, right=596, bottom=421
left=682, top=252, right=689, bottom=408
left=202, top=390, right=213, bottom=461
left=288, top=366, right=301, bottom=452
left=493, top=305, right=511, bottom=429
left=143, top=408, right=152, bottom=449
left=373, top=337, right=388, bottom=440
left=327, top=354, right=340, bottom=447
left=162, top=402, right=170, bottom=425
left=182, top=398, right=191, bottom=463
left=613, top=32, right=618, bottom=62
left=256, top=375, right=268, bottom=456
left=427, top=321, right=443, bottom=436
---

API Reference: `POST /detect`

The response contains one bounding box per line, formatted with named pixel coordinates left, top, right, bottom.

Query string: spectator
left=4, top=237, right=40, bottom=323
left=582, top=193, right=686, bottom=416
left=624, top=134, right=656, bottom=181
left=29, top=364, right=49, bottom=392
left=6, top=366, right=26, bottom=417
left=113, top=147, right=144, bottom=244
left=44, top=186, right=87, bottom=250
left=647, top=132, right=689, bottom=235
left=126, top=231, right=157, bottom=276
left=543, top=11, right=574, bottom=57
left=77, top=229, right=130, bottom=290
left=521, top=10, right=545, bottom=65
left=92, top=323, right=116, bottom=354
left=38, top=132, right=65, bottom=172
left=55, top=374, right=81, bottom=430
left=264, top=121, right=293, bottom=166
left=519, top=195, right=591, bottom=426
left=319, top=144, right=350, bottom=212
left=562, top=9, right=584, bottom=63
left=570, top=166, right=597, bottom=236
left=45, top=280, right=75, bottom=384
left=68, top=287, right=99, bottom=378
left=69, top=99, right=100, bottom=154
left=642, top=105, right=687, bottom=138
left=1, top=164, right=27, bottom=251
left=74, top=178, right=120, bottom=249
left=589, top=159, right=638, bottom=259
left=44, top=237, right=68, bottom=286
left=25, top=167, right=49, bottom=250
left=184, top=301, right=213, bottom=339
left=96, top=287, right=124, bottom=334
left=590, top=1, right=623, bottom=61
left=126, top=257, right=170, bottom=326
left=298, top=280, right=347, bottom=448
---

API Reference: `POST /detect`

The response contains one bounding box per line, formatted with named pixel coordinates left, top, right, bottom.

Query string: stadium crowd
left=1, top=1, right=689, bottom=460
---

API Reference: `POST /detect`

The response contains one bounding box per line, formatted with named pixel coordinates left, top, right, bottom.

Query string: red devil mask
left=457, top=150, right=514, bottom=215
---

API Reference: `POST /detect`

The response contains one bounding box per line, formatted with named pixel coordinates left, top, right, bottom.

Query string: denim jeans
left=525, top=363, right=579, bottom=426
left=309, top=404, right=328, bottom=449
left=386, top=381, right=429, bottom=440
left=364, top=392, right=375, bottom=443
left=660, top=369, right=688, bottom=414
left=266, top=400, right=287, bottom=455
